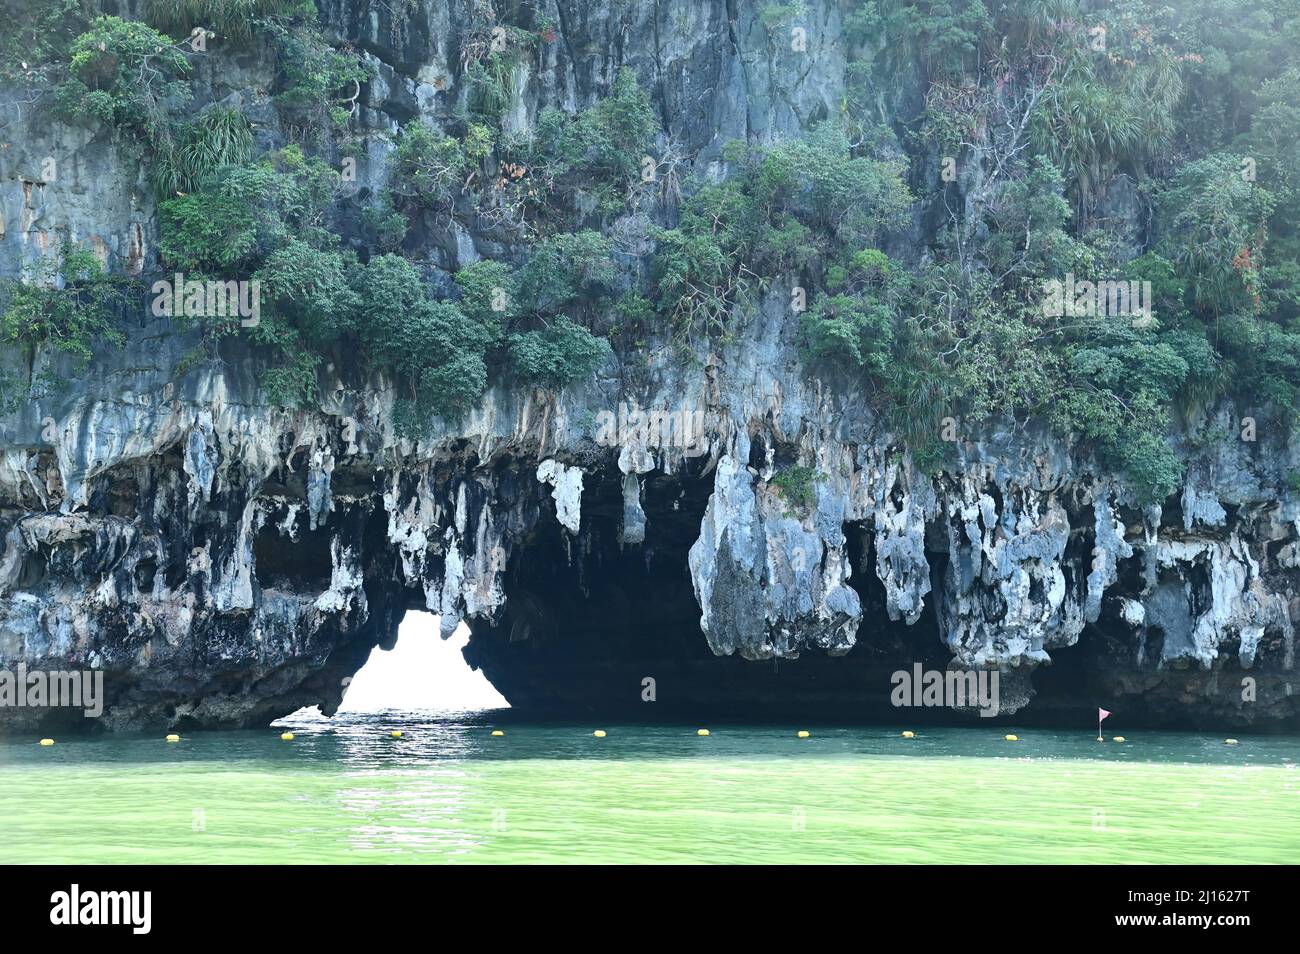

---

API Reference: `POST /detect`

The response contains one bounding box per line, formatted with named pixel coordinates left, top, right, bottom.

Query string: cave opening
left=311, top=611, right=508, bottom=716
left=253, top=518, right=333, bottom=590
left=462, top=456, right=724, bottom=717
left=458, top=458, right=967, bottom=722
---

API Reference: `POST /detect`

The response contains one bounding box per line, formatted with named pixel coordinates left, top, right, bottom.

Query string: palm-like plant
left=144, top=0, right=310, bottom=44
left=152, top=108, right=255, bottom=198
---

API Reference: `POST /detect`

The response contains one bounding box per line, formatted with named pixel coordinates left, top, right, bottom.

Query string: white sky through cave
left=338, top=613, right=508, bottom=712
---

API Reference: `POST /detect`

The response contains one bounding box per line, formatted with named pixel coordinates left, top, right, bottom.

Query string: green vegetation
left=265, top=16, right=372, bottom=134
left=160, top=145, right=340, bottom=271
left=12, top=0, right=1300, bottom=503
left=462, top=23, right=536, bottom=126
left=527, top=67, right=659, bottom=189
left=155, top=139, right=612, bottom=416
left=652, top=125, right=912, bottom=341
left=50, top=6, right=367, bottom=158
left=0, top=0, right=90, bottom=79
left=357, top=255, right=492, bottom=420
left=508, top=317, right=612, bottom=389
left=758, top=3, right=809, bottom=28
left=0, top=244, right=135, bottom=393
left=1156, top=154, right=1275, bottom=314
left=152, top=108, right=256, bottom=199
left=53, top=16, right=191, bottom=133
left=142, top=0, right=314, bottom=44
left=0, top=245, right=127, bottom=364
left=450, top=236, right=614, bottom=395
left=771, top=466, right=819, bottom=509
left=817, top=0, right=1300, bottom=500
left=800, top=249, right=898, bottom=374
left=389, top=121, right=493, bottom=213
left=373, top=63, right=658, bottom=242
left=495, top=66, right=661, bottom=229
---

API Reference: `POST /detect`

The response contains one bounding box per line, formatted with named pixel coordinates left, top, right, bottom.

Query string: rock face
left=2, top=1, right=1299, bottom=731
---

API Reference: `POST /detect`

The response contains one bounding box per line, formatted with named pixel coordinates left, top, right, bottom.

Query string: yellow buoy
left=1096, top=736, right=1105, bottom=742
left=165, top=734, right=180, bottom=743
left=1113, top=736, right=1126, bottom=743
left=38, top=738, right=54, bottom=746
left=1225, top=738, right=1239, bottom=745
left=491, top=729, right=504, bottom=737
left=389, top=730, right=403, bottom=738
left=593, top=729, right=607, bottom=738
left=901, top=730, right=915, bottom=739
left=280, top=732, right=294, bottom=741
left=1004, top=734, right=1019, bottom=742
left=797, top=730, right=810, bottom=738
left=697, top=729, right=710, bottom=736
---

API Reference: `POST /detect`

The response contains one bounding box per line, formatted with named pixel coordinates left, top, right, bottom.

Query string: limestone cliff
left=1, top=0, right=1298, bottom=731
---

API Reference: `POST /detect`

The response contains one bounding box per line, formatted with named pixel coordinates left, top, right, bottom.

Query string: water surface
left=1, top=711, right=1296, bottom=863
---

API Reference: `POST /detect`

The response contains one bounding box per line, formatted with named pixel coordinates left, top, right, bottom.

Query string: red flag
left=1098, top=708, right=1111, bottom=722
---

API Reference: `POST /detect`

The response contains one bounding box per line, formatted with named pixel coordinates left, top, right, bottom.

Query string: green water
left=1, top=711, right=1297, bottom=864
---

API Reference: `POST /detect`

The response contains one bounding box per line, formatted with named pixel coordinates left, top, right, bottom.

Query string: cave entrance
left=337, top=611, right=508, bottom=714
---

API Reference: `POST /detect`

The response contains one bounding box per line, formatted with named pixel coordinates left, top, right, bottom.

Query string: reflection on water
left=0, top=711, right=1296, bottom=863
